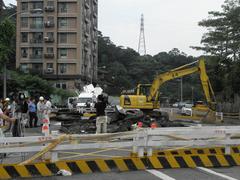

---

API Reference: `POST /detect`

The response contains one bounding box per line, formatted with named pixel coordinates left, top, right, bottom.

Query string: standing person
left=0, top=107, right=16, bottom=128
left=94, top=95, right=107, bottom=117
left=2, top=98, right=11, bottom=126
left=10, top=98, right=17, bottom=119
left=94, top=94, right=108, bottom=133
left=37, top=96, right=46, bottom=125
left=2, top=98, right=11, bottom=116
left=20, top=98, right=29, bottom=126
left=45, top=97, right=52, bottom=125
left=28, top=98, right=38, bottom=128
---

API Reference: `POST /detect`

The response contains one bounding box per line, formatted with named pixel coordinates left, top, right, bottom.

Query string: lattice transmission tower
left=138, top=14, right=146, bottom=55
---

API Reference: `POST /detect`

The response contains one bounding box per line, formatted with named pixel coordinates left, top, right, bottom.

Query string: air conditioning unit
left=46, top=21, right=51, bottom=26
left=44, top=36, right=50, bottom=41
left=46, top=68, right=53, bottom=73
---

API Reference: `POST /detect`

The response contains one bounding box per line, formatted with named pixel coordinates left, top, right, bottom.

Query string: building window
left=21, top=48, right=28, bottom=58
left=47, top=1, right=54, bottom=6
left=46, top=32, right=54, bottom=39
left=47, top=16, right=54, bottom=22
left=58, top=18, right=67, bottom=28
left=59, top=64, right=67, bottom=74
left=46, top=63, right=54, bottom=74
left=59, top=33, right=67, bottom=43
left=59, top=48, right=67, bottom=58
left=47, top=47, right=54, bottom=53
left=20, top=64, right=28, bottom=73
left=32, top=64, right=43, bottom=73
left=21, top=17, right=28, bottom=28
left=32, top=2, right=43, bottom=10
left=32, top=32, right=43, bottom=43
left=47, top=63, right=53, bottom=69
left=56, top=83, right=67, bottom=89
left=21, top=2, right=28, bottom=11
left=32, top=48, right=43, bottom=58
left=32, top=17, right=43, bottom=29
left=62, top=83, right=67, bottom=89
left=58, top=3, right=67, bottom=13
left=21, top=32, right=28, bottom=43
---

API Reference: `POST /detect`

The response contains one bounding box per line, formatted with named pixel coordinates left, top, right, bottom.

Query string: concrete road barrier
left=1, top=150, right=240, bottom=179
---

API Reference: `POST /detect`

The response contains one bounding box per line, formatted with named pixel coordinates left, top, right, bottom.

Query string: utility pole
left=3, top=63, right=6, bottom=98
left=138, top=14, right=146, bottom=55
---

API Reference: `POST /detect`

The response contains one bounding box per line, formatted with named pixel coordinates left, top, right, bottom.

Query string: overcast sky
left=5, top=0, right=225, bottom=56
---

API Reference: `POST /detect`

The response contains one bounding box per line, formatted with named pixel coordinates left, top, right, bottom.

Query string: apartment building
left=16, top=0, right=98, bottom=90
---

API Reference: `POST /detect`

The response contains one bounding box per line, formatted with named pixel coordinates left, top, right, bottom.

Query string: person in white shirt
left=37, top=96, right=46, bottom=125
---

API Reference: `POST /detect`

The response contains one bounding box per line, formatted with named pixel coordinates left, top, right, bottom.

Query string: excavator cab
left=120, top=84, right=160, bottom=110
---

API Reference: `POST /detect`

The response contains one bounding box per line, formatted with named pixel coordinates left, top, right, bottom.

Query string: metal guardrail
left=0, top=126, right=240, bottom=163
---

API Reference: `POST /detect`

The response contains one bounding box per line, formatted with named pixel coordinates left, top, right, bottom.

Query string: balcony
left=29, top=69, right=43, bottom=75
left=21, top=53, right=28, bottom=58
left=29, top=54, right=43, bottom=60
left=30, top=39, right=43, bottom=44
left=44, top=21, right=55, bottom=28
left=44, top=36, right=54, bottom=43
left=44, top=6, right=55, bottom=12
left=44, top=68, right=54, bottom=74
left=93, top=0, right=97, bottom=5
left=30, top=8, right=43, bottom=14
left=30, top=24, right=43, bottom=29
left=44, top=53, right=54, bottom=59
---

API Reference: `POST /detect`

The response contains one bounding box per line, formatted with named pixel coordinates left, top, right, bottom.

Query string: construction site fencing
left=0, top=126, right=240, bottom=164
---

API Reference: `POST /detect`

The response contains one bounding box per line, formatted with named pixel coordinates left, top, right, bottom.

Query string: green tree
left=192, top=0, right=240, bottom=62
left=0, top=18, right=15, bottom=98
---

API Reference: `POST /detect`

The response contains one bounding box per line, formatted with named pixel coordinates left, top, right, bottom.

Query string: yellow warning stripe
left=76, top=160, right=92, bottom=174
left=0, top=165, right=11, bottom=179
left=14, top=165, right=31, bottom=178
left=95, top=159, right=110, bottom=172
left=34, top=163, right=53, bottom=177
left=131, top=158, right=146, bottom=170
left=1, top=153, right=240, bottom=179
left=154, top=146, right=240, bottom=156
left=114, top=158, right=129, bottom=171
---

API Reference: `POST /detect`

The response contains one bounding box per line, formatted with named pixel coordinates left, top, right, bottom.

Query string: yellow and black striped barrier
left=153, top=146, right=240, bottom=156
left=1, top=147, right=240, bottom=179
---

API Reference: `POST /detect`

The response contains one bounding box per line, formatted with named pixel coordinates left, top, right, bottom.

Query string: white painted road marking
left=197, top=167, right=238, bottom=180
left=146, top=170, right=176, bottom=180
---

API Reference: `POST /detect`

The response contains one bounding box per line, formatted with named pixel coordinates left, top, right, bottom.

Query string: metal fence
left=1, top=126, right=240, bottom=164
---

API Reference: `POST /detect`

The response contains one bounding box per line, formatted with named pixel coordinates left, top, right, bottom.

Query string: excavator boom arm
left=148, top=58, right=216, bottom=110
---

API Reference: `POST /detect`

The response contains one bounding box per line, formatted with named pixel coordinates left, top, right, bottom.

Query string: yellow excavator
left=120, top=58, right=216, bottom=115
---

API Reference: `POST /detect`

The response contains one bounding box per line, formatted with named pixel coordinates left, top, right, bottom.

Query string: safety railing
left=0, top=126, right=240, bottom=164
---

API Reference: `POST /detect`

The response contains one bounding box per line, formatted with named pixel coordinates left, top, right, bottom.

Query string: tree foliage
left=0, top=18, right=15, bottom=65
left=98, top=32, right=204, bottom=102
left=192, top=0, right=240, bottom=101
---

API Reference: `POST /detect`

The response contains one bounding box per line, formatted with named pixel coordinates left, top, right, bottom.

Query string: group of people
left=0, top=96, right=52, bottom=129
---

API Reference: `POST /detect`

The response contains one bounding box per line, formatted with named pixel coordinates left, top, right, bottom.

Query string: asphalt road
left=7, top=108, right=240, bottom=179
left=31, top=167, right=240, bottom=180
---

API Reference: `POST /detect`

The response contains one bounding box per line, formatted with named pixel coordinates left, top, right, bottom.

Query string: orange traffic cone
left=42, top=123, right=49, bottom=136
left=42, top=118, right=49, bottom=124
